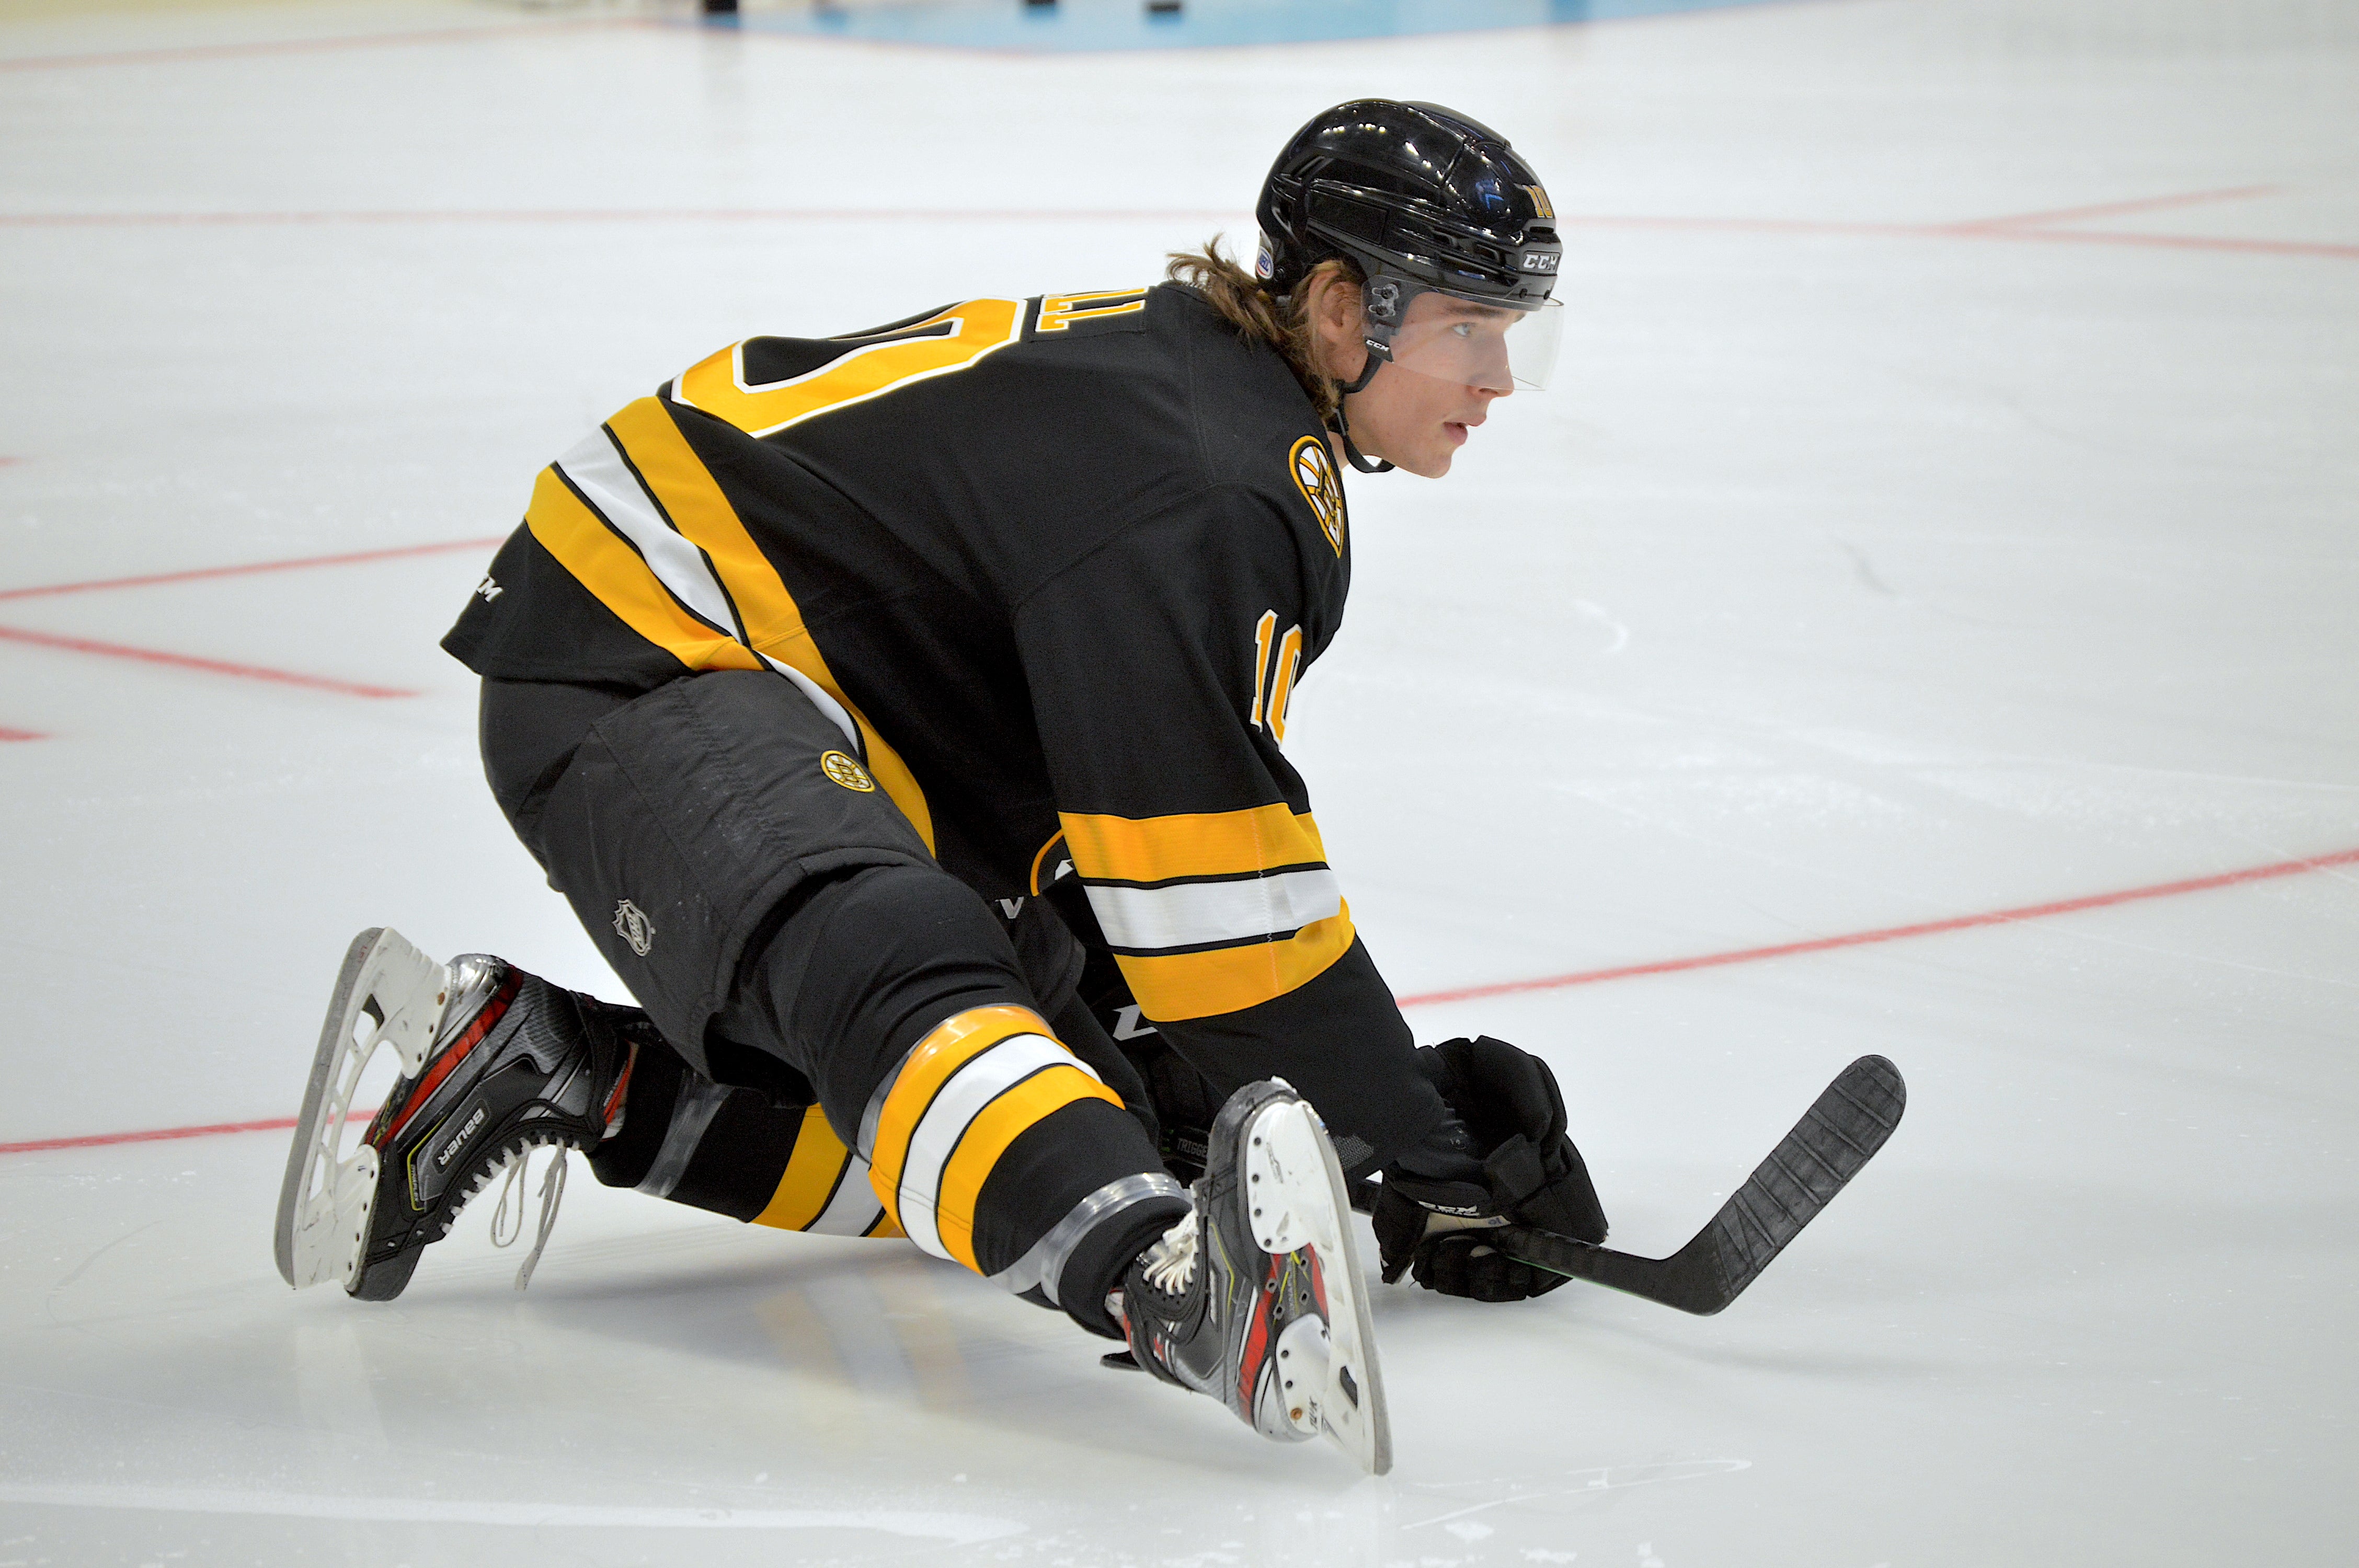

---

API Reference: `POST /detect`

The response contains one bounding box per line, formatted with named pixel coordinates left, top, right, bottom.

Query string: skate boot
left=274, top=928, right=638, bottom=1300
left=1115, top=1078, right=1391, bottom=1474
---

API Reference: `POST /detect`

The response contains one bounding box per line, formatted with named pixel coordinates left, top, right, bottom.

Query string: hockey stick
left=1494, top=1054, right=1906, bottom=1315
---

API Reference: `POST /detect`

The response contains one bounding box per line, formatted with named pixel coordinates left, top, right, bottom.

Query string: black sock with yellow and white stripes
left=588, top=1015, right=1183, bottom=1329
left=599, top=862, right=1187, bottom=1334
left=856, top=1003, right=1187, bottom=1336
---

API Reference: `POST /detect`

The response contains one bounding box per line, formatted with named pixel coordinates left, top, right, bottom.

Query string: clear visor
left=1375, top=287, right=1564, bottom=393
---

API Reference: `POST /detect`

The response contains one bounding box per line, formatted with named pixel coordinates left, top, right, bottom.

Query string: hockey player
left=275, top=100, right=1611, bottom=1474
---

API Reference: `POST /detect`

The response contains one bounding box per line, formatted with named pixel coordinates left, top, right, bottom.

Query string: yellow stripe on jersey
left=1059, top=804, right=1353, bottom=1021
left=603, top=397, right=936, bottom=851
left=1113, top=903, right=1357, bottom=1022
left=752, top=1106, right=854, bottom=1232
left=672, top=299, right=1027, bottom=439
left=1059, top=803, right=1329, bottom=886
left=524, top=467, right=764, bottom=676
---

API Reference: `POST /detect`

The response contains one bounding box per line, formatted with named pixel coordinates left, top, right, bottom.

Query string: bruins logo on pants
left=820, top=750, right=876, bottom=792
left=1289, top=435, right=1345, bottom=556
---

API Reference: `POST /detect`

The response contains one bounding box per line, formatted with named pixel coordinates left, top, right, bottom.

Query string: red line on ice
left=1, top=1116, right=303, bottom=1155
left=0, top=1110, right=376, bottom=1156
left=1948, top=185, right=2278, bottom=232
left=0, top=625, right=417, bottom=698
left=1395, top=845, right=2359, bottom=1007
left=0, top=208, right=1243, bottom=229
left=1968, top=227, right=2359, bottom=262
left=1550, top=212, right=2359, bottom=262
left=5, top=203, right=2344, bottom=261
left=0, top=726, right=45, bottom=741
left=0, top=537, right=503, bottom=604
left=8, top=846, right=2355, bottom=1158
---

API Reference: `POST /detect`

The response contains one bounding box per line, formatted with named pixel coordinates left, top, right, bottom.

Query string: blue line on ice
left=711, top=0, right=1792, bottom=53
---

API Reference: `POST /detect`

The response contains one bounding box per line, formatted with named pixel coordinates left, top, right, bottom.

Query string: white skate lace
left=489, top=1138, right=568, bottom=1292
left=1141, top=1213, right=1198, bottom=1295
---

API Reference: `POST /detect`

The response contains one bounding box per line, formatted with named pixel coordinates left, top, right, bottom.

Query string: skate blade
left=1244, top=1099, right=1393, bottom=1476
left=273, top=928, right=450, bottom=1290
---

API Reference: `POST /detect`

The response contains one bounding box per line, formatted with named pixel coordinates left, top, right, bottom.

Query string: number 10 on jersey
left=1250, top=611, right=1304, bottom=743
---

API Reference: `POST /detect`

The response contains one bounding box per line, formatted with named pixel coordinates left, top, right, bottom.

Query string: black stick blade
left=1502, top=1055, right=1906, bottom=1315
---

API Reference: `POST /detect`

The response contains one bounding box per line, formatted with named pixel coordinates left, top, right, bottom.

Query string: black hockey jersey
left=444, top=283, right=1441, bottom=1166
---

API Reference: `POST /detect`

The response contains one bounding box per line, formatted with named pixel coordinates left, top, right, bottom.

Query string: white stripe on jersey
left=756, top=652, right=863, bottom=752
left=557, top=426, right=864, bottom=751
left=554, top=429, right=738, bottom=636
left=1085, top=867, right=1343, bottom=953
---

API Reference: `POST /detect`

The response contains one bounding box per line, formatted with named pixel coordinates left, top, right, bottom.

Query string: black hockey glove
left=1370, top=1036, right=1608, bottom=1302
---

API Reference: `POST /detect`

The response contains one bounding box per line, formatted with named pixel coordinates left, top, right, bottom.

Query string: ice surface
left=2, top=0, right=2355, bottom=1563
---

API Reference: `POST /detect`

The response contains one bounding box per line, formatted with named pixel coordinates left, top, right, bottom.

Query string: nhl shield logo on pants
left=613, top=898, right=655, bottom=956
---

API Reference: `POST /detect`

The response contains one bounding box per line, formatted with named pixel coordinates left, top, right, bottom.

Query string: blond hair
left=1164, top=237, right=1361, bottom=421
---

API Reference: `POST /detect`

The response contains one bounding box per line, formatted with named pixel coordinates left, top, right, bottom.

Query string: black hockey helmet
left=1256, top=100, right=1564, bottom=397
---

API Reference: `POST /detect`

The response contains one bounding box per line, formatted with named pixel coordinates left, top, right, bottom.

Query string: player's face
left=1344, top=295, right=1519, bottom=477
left=1338, top=367, right=1504, bottom=478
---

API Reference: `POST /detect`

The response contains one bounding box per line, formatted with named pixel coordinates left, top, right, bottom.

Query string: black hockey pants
left=478, top=670, right=1185, bottom=1334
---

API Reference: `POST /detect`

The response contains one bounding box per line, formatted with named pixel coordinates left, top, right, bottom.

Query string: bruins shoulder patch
left=820, top=750, right=876, bottom=792
left=1289, top=434, right=1346, bottom=556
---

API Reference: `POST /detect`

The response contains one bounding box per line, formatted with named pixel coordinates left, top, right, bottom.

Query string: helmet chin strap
left=1329, top=355, right=1393, bottom=475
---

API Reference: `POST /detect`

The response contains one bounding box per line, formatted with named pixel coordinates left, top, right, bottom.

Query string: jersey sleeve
left=1014, top=486, right=1446, bottom=1173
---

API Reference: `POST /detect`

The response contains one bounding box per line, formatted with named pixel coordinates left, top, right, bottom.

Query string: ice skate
left=1115, top=1078, right=1391, bottom=1474
left=274, top=928, right=636, bottom=1300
